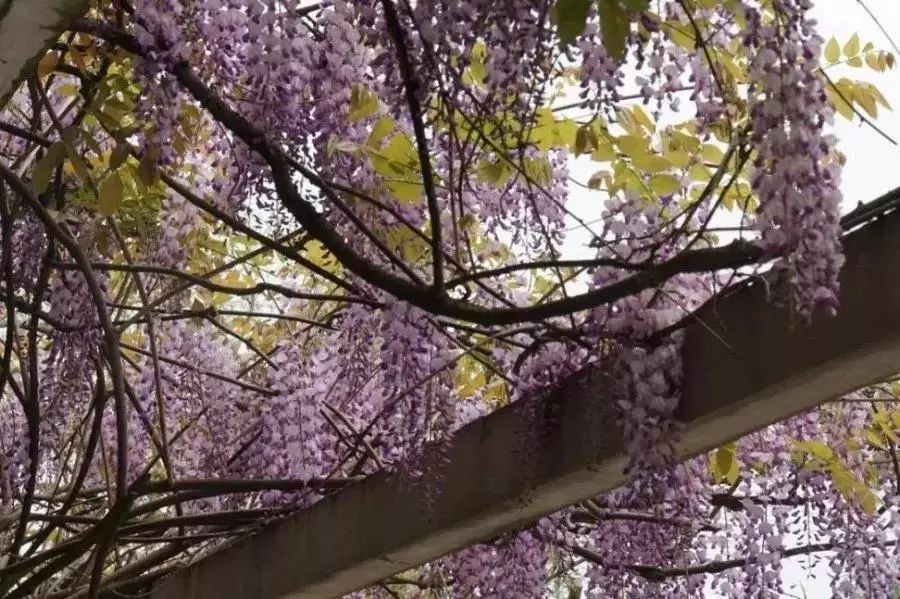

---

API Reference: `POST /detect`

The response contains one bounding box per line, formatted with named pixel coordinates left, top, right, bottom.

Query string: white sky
left=557, top=1, right=900, bottom=596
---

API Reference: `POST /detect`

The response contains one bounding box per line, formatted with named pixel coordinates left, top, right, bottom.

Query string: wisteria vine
left=0, top=0, right=897, bottom=597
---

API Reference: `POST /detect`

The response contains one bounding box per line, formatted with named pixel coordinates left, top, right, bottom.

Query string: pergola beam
left=150, top=199, right=900, bottom=599
left=0, top=0, right=90, bottom=104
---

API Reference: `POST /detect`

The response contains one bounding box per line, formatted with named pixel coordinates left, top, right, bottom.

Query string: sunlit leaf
left=349, top=85, right=379, bottom=122
left=649, top=173, right=680, bottom=195
left=824, top=37, right=840, bottom=63
left=843, top=33, right=860, bottom=58
left=367, top=116, right=395, bottom=148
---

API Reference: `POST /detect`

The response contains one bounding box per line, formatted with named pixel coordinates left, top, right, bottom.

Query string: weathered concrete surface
left=151, top=207, right=900, bottom=599
left=0, top=0, right=90, bottom=104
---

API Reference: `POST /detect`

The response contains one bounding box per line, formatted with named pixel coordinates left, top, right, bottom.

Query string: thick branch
left=70, top=18, right=767, bottom=327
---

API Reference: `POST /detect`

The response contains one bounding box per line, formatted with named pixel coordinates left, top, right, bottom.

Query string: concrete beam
left=151, top=205, right=900, bottom=599
left=0, top=0, right=90, bottom=105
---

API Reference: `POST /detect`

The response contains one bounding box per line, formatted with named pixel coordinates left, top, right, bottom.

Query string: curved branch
left=70, top=18, right=767, bottom=327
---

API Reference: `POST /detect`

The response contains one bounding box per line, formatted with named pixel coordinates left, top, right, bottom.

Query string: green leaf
left=523, top=157, right=552, bottom=184
left=824, top=37, right=840, bottom=63
left=98, top=172, right=124, bottom=216
left=370, top=133, right=418, bottom=177
left=477, top=159, right=513, bottom=186
left=109, top=143, right=131, bottom=170
left=32, top=142, right=67, bottom=193
left=553, top=0, right=592, bottom=45
left=462, top=42, right=487, bottom=87
left=137, top=151, right=159, bottom=186
left=597, top=0, right=630, bottom=61
left=61, top=126, right=91, bottom=184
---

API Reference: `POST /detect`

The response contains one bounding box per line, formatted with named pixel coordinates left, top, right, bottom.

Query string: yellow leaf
left=827, top=86, right=854, bottom=120
left=715, top=444, right=732, bottom=477
left=556, top=119, right=579, bottom=148
left=616, top=135, right=648, bottom=159
left=524, top=157, right=553, bottom=184
left=843, top=33, right=860, bottom=58
left=462, top=42, right=487, bottom=87
left=830, top=467, right=855, bottom=499
left=865, top=429, right=887, bottom=450
left=630, top=106, right=655, bottom=132
left=590, top=139, right=617, bottom=162
left=57, top=84, right=79, bottom=97
left=349, top=85, right=379, bottom=122
left=649, top=173, right=680, bottom=195
left=860, top=490, right=879, bottom=515
left=387, top=180, right=423, bottom=204
left=367, top=116, right=395, bottom=148
left=666, top=21, right=695, bottom=50
left=458, top=371, right=486, bottom=398
left=37, top=52, right=59, bottom=78
left=663, top=148, right=691, bottom=168
left=701, top=144, right=724, bottom=163
left=689, top=163, right=711, bottom=181
left=477, top=159, right=513, bottom=186
left=61, top=127, right=91, bottom=184
left=795, top=440, right=834, bottom=462
left=847, top=56, right=863, bottom=68
left=824, top=37, right=840, bottom=63
left=853, top=86, right=878, bottom=118
left=866, top=83, right=892, bottom=109
left=866, top=52, right=882, bottom=71
left=98, top=173, right=124, bottom=216
left=632, top=152, right=670, bottom=173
